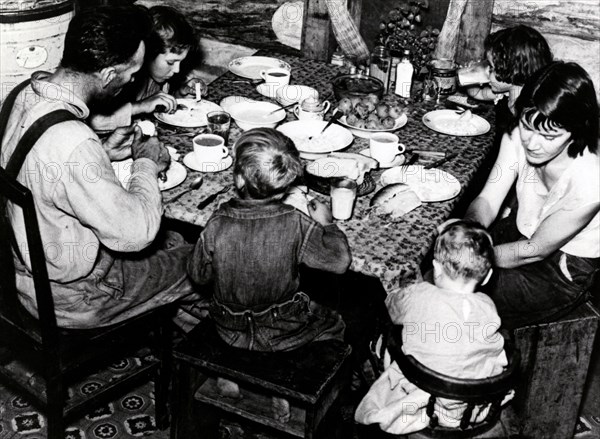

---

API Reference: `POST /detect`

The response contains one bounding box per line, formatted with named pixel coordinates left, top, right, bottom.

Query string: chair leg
left=155, top=315, right=172, bottom=429
left=46, top=378, right=66, bottom=439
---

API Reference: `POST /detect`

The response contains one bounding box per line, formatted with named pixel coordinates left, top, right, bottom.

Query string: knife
left=424, top=152, right=458, bottom=169
left=196, top=186, right=231, bottom=209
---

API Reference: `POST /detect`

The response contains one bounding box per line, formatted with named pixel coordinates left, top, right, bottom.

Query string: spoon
left=164, top=176, right=203, bottom=203
left=308, top=112, right=342, bottom=140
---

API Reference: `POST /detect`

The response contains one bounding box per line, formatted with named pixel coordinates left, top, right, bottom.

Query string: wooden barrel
left=0, top=0, right=74, bottom=102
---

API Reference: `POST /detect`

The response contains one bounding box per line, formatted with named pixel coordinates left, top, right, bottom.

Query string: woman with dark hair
left=466, top=25, right=553, bottom=131
left=462, top=61, right=599, bottom=329
left=91, top=5, right=207, bottom=131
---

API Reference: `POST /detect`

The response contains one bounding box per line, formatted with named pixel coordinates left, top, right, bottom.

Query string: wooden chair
left=386, top=325, right=520, bottom=438
left=171, top=319, right=352, bottom=439
left=0, top=166, right=176, bottom=439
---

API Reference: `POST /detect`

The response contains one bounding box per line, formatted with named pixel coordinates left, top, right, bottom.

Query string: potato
left=389, top=104, right=404, bottom=119
left=365, top=93, right=380, bottom=105
left=337, top=97, right=353, bottom=115
left=365, top=119, right=383, bottom=130
left=355, top=103, right=370, bottom=119
left=350, top=97, right=362, bottom=108
left=346, top=113, right=360, bottom=126
left=381, top=116, right=396, bottom=129
left=376, top=103, right=390, bottom=118
left=367, top=113, right=380, bottom=123
left=354, top=119, right=367, bottom=129
left=360, top=97, right=376, bottom=113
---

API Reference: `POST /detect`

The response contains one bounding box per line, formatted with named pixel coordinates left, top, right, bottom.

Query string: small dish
left=359, top=149, right=406, bottom=168
left=183, top=153, right=233, bottom=173
left=256, top=83, right=280, bottom=99
left=112, top=159, right=186, bottom=191
left=228, top=56, right=291, bottom=80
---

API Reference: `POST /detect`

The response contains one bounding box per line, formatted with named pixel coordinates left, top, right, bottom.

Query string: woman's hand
left=174, top=77, right=208, bottom=99
left=102, top=124, right=136, bottom=161
left=132, top=92, right=177, bottom=115
left=308, top=199, right=334, bottom=226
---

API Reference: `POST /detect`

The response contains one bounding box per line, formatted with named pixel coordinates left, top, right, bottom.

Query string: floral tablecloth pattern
left=158, top=51, right=497, bottom=295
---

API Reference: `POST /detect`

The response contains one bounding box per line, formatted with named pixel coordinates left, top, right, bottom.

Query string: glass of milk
left=330, top=178, right=357, bottom=221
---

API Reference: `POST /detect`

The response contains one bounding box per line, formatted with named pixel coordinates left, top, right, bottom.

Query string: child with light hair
left=188, top=128, right=351, bottom=422
left=355, top=220, right=510, bottom=435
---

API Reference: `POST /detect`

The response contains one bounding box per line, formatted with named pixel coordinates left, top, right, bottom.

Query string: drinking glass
left=207, top=111, right=231, bottom=145
left=330, top=178, right=357, bottom=221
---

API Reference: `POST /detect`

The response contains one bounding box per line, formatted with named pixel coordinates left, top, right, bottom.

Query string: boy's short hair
left=233, top=128, right=303, bottom=199
left=434, top=220, right=494, bottom=283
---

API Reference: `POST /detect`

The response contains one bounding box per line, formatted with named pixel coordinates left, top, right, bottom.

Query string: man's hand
left=131, top=126, right=171, bottom=173
left=132, top=92, right=177, bottom=115
left=174, top=77, right=208, bottom=99
left=102, top=124, right=136, bottom=161
left=308, top=199, right=334, bottom=226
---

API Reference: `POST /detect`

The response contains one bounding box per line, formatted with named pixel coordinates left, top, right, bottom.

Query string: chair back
left=0, top=166, right=59, bottom=351
left=386, top=324, right=520, bottom=436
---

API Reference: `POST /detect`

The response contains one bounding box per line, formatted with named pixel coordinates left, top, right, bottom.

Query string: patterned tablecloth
left=158, top=51, right=497, bottom=295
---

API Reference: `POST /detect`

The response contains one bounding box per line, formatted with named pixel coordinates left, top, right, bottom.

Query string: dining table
left=157, top=50, right=497, bottom=296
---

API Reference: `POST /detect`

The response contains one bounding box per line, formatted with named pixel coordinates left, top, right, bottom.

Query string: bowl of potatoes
left=335, top=93, right=408, bottom=139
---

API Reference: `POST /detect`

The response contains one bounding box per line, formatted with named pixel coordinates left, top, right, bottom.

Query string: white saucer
left=183, top=152, right=233, bottom=173
left=359, top=149, right=406, bottom=168
left=256, top=83, right=282, bottom=99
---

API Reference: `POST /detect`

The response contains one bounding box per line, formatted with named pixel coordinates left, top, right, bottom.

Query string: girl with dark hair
left=462, top=61, right=599, bottom=329
left=465, top=25, right=553, bottom=130
left=91, top=5, right=207, bottom=131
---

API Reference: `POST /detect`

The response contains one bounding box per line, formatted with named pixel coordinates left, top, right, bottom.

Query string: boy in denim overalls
left=188, top=128, right=352, bottom=421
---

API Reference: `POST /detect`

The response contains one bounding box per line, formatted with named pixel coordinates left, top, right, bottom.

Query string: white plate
left=422, top=110, right=490, bottom=136
left=277, top=120, right=353, bottom=155
left=380, top=165, right=461, bottom=202
left=337, top=112, right=408, bottom=139
left=154, top=99, right=223, bottom=128
left=228, top=56, right=292, bottom=80
left=359, top=149, right=406, bottom=168
left=183, top=152, right=233, bottom=173
left=219, top=96, right=258, bottom=114
left=112, top=159, right=186, bottom=191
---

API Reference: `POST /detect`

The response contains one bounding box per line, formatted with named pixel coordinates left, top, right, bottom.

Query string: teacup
left=259, top=68, right=291, bottom=89
left=193, top=134, right=228, bottom=164
left=369, top=133, right=405, bottom=164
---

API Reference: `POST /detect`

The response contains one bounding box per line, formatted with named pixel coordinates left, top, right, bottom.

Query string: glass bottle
left=331, top=48, right=345, bottom=67
left=394, top=49, right=414, bottom=98
left=370, top=45, right=391, bottom=92
left=387, top=50, right=402, bottom=96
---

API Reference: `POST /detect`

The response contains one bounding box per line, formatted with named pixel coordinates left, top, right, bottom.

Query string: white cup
left=193, top=134, right=228, bottom=164
left=260, top=68, right=291, bottom=89
left=369, top=133, right=405, bottom=164
left=330, top=178, right=357, bottom=221
left=293, top=99, right=331, bottom=121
